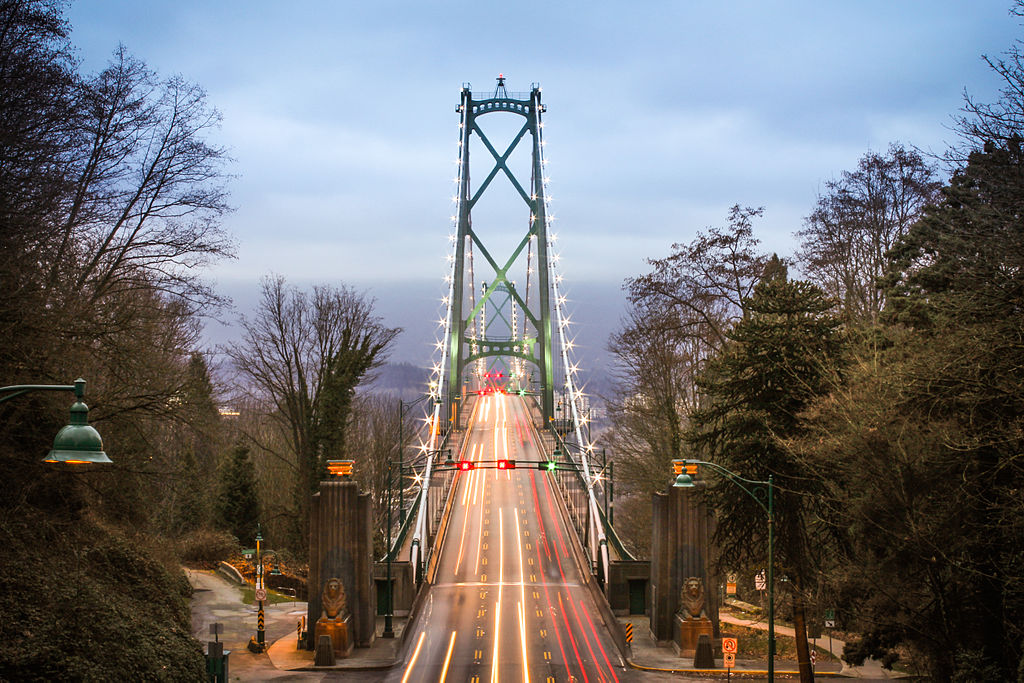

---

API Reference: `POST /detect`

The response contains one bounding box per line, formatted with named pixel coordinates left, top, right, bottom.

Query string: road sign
left=624, top=622, right=633, bottom=643
left=723, top=652, right=736, bottom=668
left=754, top=570, right=766, bottom=590
left=824, top=619, right=835, bottom=628
left=810, top=650, right=817, bottom=667
left=255, top=588, right=267, bottom=602
left=825, top=608, right=835, bottom=619
left=722, top=637, right=737, bottom=654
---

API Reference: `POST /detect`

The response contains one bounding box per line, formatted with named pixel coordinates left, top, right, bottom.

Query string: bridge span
left=390, top=392, right=626, bottom=682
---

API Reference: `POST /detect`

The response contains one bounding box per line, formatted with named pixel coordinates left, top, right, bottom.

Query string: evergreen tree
left=170, top=448, right=208, bottom=535
left=852, top=138, right=1024, bottom=680
left=214, top=444, right=261, bottom=546
left=688, top=257, right=845, bottom=683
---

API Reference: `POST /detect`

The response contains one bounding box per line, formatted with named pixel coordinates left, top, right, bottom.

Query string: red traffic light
left=497, top=459, right=517, bottom=470
left=458, top=461, right=475, bottom=471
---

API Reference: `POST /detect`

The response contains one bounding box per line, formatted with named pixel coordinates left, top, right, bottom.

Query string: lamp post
left=0, top=378, right=110, bottom=464
left=383, top=460, right=396, bottom=638
left=398, top=394, right=434, bottom=524
left=254, top=529, right=267, bottom=652
left=674, top=460, right=775, bottom=683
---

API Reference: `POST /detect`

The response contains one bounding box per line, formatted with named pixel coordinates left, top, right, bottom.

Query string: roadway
left=389, top=392, right=629, bottom=683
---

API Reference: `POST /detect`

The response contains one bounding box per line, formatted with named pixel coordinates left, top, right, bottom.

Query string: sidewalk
left=621, top=610, right=908, bottom=679
left=189, top=567, right=406, bottom=678
left=266, top=614, right=408, bottom=672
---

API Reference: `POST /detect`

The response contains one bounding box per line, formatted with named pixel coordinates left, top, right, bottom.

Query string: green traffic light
left=547, top=461, right=556, bottom=471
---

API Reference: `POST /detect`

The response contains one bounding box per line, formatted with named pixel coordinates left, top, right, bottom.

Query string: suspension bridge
left=378, top=77, right=643, bottom=682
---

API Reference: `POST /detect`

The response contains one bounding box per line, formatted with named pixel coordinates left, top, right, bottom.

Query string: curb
left=626, top=658, right=846, bottom=677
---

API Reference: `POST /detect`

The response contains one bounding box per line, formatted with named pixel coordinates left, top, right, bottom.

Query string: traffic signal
left=458, top=461, right=475, bottom=471
left=537, top=461, right=557, bottom=471
left=497, top=459, right=516, bottom=470
left=327, top=460, right=354, bottom=477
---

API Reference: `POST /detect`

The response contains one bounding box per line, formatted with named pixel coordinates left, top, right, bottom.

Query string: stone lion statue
left=678, top=576, right=706, bottom=619
left=321, top=577, right=349, bottom=620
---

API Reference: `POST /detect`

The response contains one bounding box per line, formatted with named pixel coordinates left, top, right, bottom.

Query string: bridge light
left=327, top=460, right=354, bottom=477
left=672, top=460, right=698, bottom=476
left=497, top=459, right=516, bottom=470
left=458, top=461, right=475, bottom=471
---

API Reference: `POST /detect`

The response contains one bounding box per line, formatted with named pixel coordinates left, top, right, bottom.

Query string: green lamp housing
left=673, top=472, right=695, bottom=488
left=45, top=399, right=111, bottom=464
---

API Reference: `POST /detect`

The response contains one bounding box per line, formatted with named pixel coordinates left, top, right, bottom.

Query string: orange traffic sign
left=724, top=652, right=736, bottom=668
left=722, top=637, right=738, bottom=654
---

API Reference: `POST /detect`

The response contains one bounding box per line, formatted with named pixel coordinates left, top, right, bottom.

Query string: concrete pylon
left=650, top=482, right=720, bottom=643
left=307, top=480, right=375, bottom=649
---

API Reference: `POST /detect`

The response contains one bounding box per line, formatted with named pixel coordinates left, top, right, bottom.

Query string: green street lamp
left=0, top=378, right=110, bottom=464
left=675, top=460, right=775, bottom=682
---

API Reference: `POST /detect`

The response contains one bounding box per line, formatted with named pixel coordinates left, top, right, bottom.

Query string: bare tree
left=627, top=205, right=767, bottom=353
left=226, top=276, right=400, bottom=549
left=342, top=393, right=402, bottom=557
left=606, top=306, right=698, bottom=494
left=606, top=207, right=768, bottom=556
left=47, top=45, right=233, bottom=314
left=796, top=144, right=941, bottom=325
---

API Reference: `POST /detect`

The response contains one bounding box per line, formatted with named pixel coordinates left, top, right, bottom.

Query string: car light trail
left=567, top=589, right=606, bottom=683
left=516, top=507, right=531, bottom=683
left=535, top=521, right=572, bottom=678
left=557, top=591, right=588, bottom=683
left=491, top=512, right=505, bottom=683
left=439, top=630, right=457, bottom=683
left=401, top=630, right=426, bottom=683
left=518, top=600, right=531, bottom=683
left=475, top=476, right=486, bottom=573
left=580, top=598, right=619, bottom=682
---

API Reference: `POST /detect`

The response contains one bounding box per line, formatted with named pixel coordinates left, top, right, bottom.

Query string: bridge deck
left=389, top=393, right=627, bottom=682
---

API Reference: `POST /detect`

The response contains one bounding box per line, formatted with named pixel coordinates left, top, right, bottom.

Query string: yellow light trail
left=461, top=444, right=478, bottom=505
left=516, top=507, right=531, bottom=683
left=440, top=630, right=458, bottom=683
left=475, top=474, right=486, bottom=573
left=491, top=511, right=505, bottom=683
left=518, top=601, right=531, bottom=683
left=400, top=631, right=426, bottom=683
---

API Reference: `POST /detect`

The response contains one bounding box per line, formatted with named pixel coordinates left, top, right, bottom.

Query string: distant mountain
left=366, top=362, right=432, bottom=400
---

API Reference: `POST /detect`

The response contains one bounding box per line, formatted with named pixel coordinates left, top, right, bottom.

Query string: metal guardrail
left=382, top=493, right=421, bottom=563
left=471, top=91, right=532, bottom=101
left=596, top=504, right=636, bottom=562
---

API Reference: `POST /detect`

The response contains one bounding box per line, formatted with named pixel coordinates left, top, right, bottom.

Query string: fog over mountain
left=202, top=277, right=627, bottom=397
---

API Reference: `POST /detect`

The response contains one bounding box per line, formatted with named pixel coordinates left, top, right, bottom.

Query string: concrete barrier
left=217, top=561, right=245, bottom=584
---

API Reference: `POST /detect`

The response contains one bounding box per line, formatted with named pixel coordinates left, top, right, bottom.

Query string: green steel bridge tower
left=442, top=77, right=556, bottom=424
left=412, top=77, right=610, bottom=585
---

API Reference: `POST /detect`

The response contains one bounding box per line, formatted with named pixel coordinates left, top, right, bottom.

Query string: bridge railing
left=519, top=394, right=614, bottom=586
left=408, top=407, right=464, bottom=584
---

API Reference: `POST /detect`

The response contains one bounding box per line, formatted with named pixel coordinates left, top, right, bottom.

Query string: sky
left=67, top=1, right=1021, bottom=367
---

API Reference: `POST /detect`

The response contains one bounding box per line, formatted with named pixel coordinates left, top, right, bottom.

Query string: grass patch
left=721, top=622, right=839, bottom=663
left=240, top=586, right=297, bottom=606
